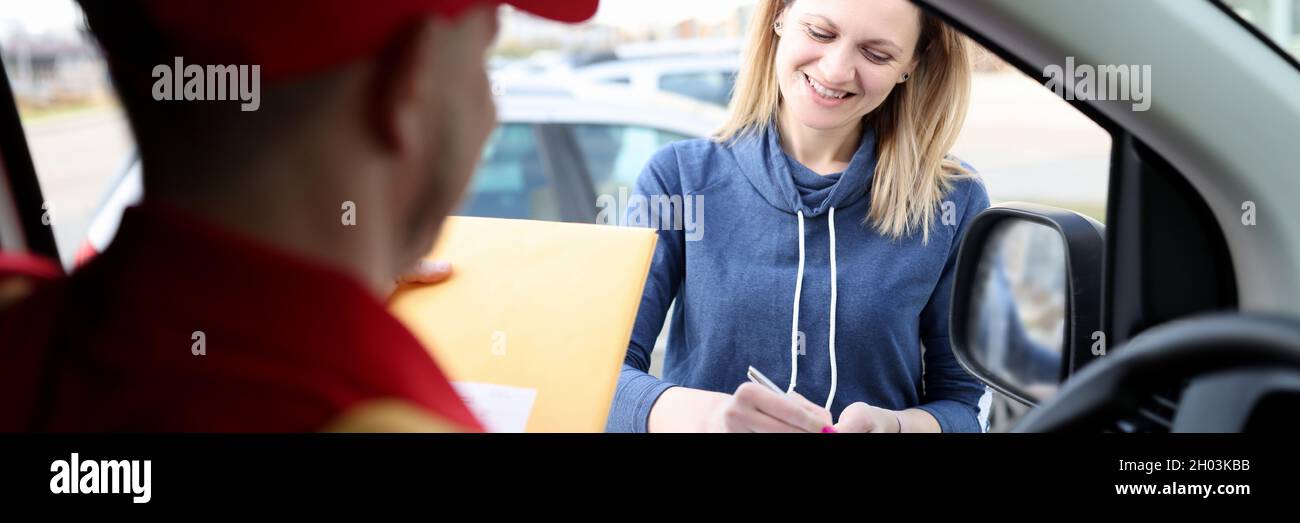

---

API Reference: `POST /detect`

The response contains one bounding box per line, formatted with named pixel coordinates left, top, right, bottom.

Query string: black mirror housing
left=950, top=203, right=1105, bottom=406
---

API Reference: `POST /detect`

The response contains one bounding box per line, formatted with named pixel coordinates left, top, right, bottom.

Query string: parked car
left=75, top=77, right=726, bottom=258
left=574, top=50, right=740, bottom=108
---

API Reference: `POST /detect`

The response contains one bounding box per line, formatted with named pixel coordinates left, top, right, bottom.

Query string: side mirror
left=950, top=203, right=1105, bottom=406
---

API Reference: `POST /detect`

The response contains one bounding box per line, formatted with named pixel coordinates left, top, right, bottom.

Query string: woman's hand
left=706, top=382, right=835, bottom=433
left=834, top=402, right=904, bottom=433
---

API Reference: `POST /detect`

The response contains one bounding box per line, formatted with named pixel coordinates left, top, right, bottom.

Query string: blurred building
left=493, top=1, right=752, bottom=61
left=496, top=6, right=621, bottom=57
left=1, top=29, right=109, bottom=108
left=668, top=4, right=751, bottom=40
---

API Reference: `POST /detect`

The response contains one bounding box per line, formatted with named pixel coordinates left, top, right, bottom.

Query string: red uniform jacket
left=0, top=204, right=481, bottom=432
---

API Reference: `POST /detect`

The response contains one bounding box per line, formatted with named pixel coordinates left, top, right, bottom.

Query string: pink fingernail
left=821, top=426, right=837, bottom=434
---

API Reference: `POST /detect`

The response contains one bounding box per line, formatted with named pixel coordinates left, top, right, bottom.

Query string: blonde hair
left=717, top=0, right=974, bottom=242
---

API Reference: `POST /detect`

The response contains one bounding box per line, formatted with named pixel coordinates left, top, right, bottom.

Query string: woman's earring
left=901, top=73, right=911, bottom=82
left=774, top=21, right=782, bottom=31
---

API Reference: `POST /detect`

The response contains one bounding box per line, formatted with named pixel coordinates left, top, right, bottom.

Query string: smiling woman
left=720, top=0, right=973, bottom=241
left=609, top=0, right=990, bottom=433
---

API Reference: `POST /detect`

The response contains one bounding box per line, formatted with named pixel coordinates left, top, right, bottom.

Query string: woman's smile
left=796, top=70, right=857, bottom=108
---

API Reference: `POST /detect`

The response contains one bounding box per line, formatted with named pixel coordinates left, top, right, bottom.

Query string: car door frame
left=915, top=0, right=1265, bottom=361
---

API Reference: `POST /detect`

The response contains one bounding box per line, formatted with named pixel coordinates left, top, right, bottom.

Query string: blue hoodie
left=605, top=122, right=989, bottom=433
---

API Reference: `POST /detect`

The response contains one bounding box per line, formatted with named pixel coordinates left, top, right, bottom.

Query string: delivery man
left=0, top=0, right=599, bottom=432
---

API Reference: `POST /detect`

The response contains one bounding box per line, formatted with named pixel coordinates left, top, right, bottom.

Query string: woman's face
left=774, top=0, right=923, bottom=131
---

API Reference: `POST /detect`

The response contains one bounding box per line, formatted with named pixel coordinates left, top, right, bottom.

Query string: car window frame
left=1211, top=0, right=1300, bottom=72
left=533, top=123, right=599, bottom=223
left=554, top=121, right=704, bottom=225
left=462, top=122, right=578, bottom=223
left=911, top=0, right=1239, bottom=361
left=568, top=122, right=692, bottom=195
left=0, top=56, right=60, bottom=261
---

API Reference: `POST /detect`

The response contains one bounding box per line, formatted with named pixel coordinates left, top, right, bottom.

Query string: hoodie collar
left=730, top=120, right=878, bottom=217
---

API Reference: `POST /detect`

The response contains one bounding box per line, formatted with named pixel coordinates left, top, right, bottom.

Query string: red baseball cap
left=83, top=0, right=599, bottom=83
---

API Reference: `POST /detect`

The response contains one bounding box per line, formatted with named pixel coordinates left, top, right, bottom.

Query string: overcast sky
left=0, top=0, right=81, bottom=39
left=594, top=0, right=753, bottom=29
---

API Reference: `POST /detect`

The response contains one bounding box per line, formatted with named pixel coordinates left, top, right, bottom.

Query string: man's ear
left=369, top=19, right=442, bottom=155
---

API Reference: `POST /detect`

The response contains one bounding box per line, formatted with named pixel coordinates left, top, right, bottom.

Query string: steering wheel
left=1014, top=313, right=1300, bottom=432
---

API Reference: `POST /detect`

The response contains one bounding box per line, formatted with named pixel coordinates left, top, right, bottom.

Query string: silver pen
left=746, top=366, right=789, bottom=398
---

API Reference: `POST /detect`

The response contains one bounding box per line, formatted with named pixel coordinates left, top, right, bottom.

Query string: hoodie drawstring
left=827, top=206, right=839, bottom=410
left=788, top=207, right=839, bottom=411
left=788, top=210, right=805, bottom=394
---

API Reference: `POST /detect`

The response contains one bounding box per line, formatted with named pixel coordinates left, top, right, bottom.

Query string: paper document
left=452, top=381, right=537, bottom=433
left=390, top=216, right=658, bottom=432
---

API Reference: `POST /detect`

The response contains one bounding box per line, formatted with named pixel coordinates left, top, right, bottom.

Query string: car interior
left=924, top=0, right=1300, bottom=432
left=1, top=0, right=1298, bottom=433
